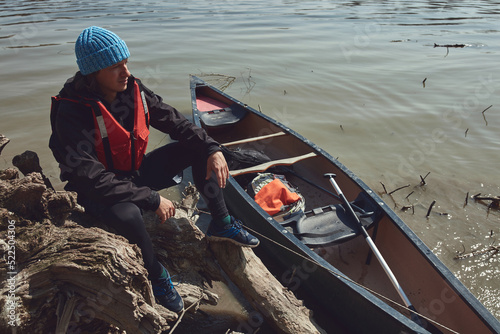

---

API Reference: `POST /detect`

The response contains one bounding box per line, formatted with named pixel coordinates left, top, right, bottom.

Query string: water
left=1, top=0, right=499, bottom=329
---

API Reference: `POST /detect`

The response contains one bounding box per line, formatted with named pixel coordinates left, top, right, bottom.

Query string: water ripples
left=0, top=0, right=498, bottom=322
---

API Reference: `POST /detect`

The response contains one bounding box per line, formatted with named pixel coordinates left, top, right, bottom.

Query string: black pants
left=90, top=142, right=228, bottom=279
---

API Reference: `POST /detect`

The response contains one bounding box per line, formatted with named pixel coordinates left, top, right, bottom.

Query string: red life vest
left=53, top=81, right=150, bottom=172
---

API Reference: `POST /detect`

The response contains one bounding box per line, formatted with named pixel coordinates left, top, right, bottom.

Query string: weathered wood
left=0, top=170, right=219, bottom=332
left=0, top=149, right=320, bottom=333
left=0, top=214, right=172, bottom=333
left=12, top=150, right=43, bottom=175
left=229, top=152, right=317, bottom=176
left=12, top=150, right=54, bottom=189
left=210, top=242, right=323, bottom=334
left=143, top=186, right=223, bottom=283
left=0, top=168, right=19, bottom=181
left=0, top=172, right=76, bottom=221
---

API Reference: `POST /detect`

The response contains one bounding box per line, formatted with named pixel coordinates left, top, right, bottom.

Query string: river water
left=1, top=0, right=499, bottom=331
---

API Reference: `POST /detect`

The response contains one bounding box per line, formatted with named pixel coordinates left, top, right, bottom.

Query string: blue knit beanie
left=75, top=26, right=130, bottom=75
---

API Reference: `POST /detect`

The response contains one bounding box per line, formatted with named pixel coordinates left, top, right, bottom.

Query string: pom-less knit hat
left=75, top=26, right=130, bottom=75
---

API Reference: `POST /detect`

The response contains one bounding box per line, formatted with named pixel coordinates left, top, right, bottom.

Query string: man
left=49, top=26, right=259, bottom=313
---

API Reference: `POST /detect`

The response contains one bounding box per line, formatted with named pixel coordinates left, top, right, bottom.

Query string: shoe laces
left=231, top=221, right=241, bottom=230
left=153, top=275, right=180, bottom=297
left=229, top=219, right=243, bottom=230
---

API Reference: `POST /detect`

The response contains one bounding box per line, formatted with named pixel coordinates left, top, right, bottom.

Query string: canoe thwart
left=222, top=131, right=287, bottom=146
left=229, top=152, right=317, bottom=176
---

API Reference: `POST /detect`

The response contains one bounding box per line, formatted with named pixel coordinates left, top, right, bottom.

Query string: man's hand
left=155, top=195, right=176, bottom=224
left=206, top=151, right=229, bottom=188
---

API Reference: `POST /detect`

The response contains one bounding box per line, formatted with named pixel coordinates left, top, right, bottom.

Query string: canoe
left=189, top=75, right=500, bottom=334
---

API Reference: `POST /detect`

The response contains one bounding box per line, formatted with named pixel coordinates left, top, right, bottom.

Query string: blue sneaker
left=207, top=217, right=260, bottom=248
left=151, top=271, right=184, bottom=313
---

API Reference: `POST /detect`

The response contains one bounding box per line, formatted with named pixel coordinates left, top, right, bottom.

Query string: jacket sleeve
left=140, top=81, right=221, bottom=157
left=53, top=99, right=160, bottom=211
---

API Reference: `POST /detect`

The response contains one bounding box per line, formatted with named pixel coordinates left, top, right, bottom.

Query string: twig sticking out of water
left=482, top=105, right=493, bottom=126
left=419, top=172, right=430, bottom=186
left=241, top=68, right=255, bottom=95
left=426, top=200, right=436, bottom=218
left=463, top=191, right=469, bottom=208
left=422, top=77, right=427, bottom=88
left=382, top=184, right=411, bottom=210
left=198, top=72, right=236, bottom=91
left=472, top=193, right=500, bottom=212
left=433, top=43, right=468, bottom=58
left=388, top=184, right=410, bottom=195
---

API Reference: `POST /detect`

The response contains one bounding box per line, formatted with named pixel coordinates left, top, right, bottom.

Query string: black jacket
left=49, top=74, right=220, bottom=212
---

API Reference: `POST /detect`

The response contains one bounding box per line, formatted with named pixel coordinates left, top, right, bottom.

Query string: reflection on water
left=0, top=0, right=499, bottom=328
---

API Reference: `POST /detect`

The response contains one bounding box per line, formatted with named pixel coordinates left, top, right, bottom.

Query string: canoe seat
left=280, top=192, right=382, bottom=247
left=198, top=101, right=248, bottom=128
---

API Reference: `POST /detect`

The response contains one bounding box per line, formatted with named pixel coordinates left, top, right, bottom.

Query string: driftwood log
left=211, top=243, right=323, bottom=334
left=0, top=171, right=175, bottom=333
left=0, top=145, right=319, bottom=333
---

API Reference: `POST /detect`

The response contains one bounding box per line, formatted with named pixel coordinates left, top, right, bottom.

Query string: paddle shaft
left=324, top=174, right=414, bottom=310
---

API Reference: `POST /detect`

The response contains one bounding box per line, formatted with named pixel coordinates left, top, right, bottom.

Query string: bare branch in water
left=434, top=43, right=466, bottom=48
left=241, top=68, right=255, bottom=95
left=426, top=200, right=436, bottom=218
left=419, top=172, right=430, bottom=186
left=472, top=194, right=500, bottom=212
left=455, top=243, right=499, bottom=260
left=388, top=184, right=410, bottom=195
left=433, top=43, right=468, bottom=58
left=198, top=72, right=236, bottom=91
left=481, top=105, right=493, bottom=126
left=380, top=182, right=388, bottom=194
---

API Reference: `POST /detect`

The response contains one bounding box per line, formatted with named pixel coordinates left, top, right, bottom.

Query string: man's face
left=95, top=59, right=130, bottom=99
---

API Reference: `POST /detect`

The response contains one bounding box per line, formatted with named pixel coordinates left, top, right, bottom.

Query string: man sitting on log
left=48, top=26, right=259, bottom=313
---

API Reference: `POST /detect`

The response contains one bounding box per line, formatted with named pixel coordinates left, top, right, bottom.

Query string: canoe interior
left=191, top=77, right=500, bottom=334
